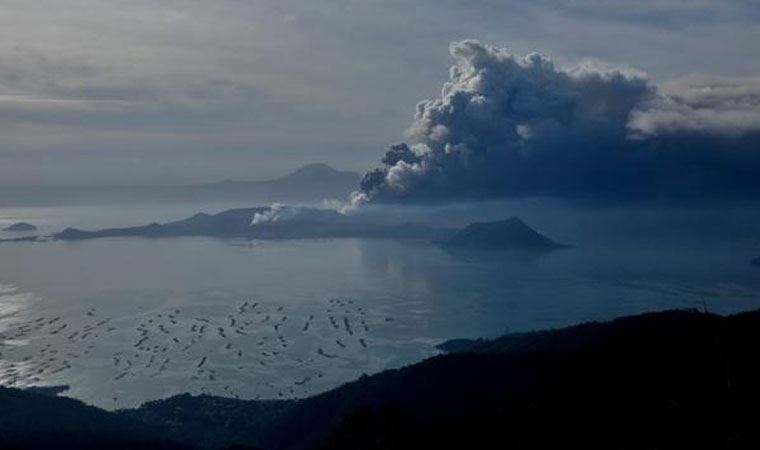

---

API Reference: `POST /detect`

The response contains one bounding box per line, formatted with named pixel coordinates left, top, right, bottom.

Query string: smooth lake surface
left=1, top=203, right=760, bottom=409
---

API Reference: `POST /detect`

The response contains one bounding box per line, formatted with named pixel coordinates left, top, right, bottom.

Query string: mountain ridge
left=51, top=207, right=455, bottom=241
left=2, top=308, right=760, bottom=449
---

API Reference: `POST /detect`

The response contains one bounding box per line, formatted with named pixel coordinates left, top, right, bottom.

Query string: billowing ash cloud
left=355, top=40, right=760, bottom=204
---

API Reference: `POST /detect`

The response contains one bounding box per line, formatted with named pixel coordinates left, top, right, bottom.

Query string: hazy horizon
left=0, top=161, right=361, bottom=189
left=1, top=1, right=760, bottom=191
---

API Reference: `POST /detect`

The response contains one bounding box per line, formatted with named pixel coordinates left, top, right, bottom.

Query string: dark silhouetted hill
left=0, top=386, right=193, bottom=450
left=3, top=308, right=760, bottom=449
left=442, top=217, right=569, bottom=251
left=2, top=222, right=37, bottom=232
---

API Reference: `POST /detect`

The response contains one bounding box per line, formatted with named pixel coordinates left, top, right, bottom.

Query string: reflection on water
left=0, top=205, right=759, bottom=409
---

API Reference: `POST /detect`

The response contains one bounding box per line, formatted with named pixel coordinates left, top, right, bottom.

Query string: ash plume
left=355, top=40, right=760, bottom=205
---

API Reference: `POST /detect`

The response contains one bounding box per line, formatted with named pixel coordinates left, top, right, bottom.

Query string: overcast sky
left=1, top=0, right=759, bottom=186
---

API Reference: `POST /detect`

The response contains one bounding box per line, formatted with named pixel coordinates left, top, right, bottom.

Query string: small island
left=2, top=222, right=37, bottom=232
left=441, top=217, right=569, bottom=252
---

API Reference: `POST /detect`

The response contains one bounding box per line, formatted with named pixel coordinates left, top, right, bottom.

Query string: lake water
left=1, top=203, right=760, bottom=409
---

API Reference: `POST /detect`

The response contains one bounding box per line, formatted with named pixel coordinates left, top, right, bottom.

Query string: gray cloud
left=630, top=75, right=760, bottom=136
left=1, top=1, right=760, bottom=186
left=356, top=40, right=760, bottom=205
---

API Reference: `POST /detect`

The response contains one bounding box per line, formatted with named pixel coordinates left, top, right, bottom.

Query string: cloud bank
left=356, top=40, right=760, bottom=204
left=3, top=1, right=760, bottom=187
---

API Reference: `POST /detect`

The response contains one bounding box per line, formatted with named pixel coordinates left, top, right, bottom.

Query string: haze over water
left=1, top=203, right=759, bottom=409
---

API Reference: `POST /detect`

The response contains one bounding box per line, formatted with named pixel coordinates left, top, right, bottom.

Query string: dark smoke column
left=353, top=40, right=760, bottom=206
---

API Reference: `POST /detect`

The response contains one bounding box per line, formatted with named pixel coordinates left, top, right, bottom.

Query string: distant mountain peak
left=293, top=162, right=337, bottom=173
left=285, top=163, right=355, bottom=180
left=501, top=216, right=529, bottom=227
left=202, top=163, right=360, bottom=202
left=212, top=163, right=358, bottom=186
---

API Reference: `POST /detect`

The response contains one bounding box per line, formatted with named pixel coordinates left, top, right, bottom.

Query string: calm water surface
left=1, top=204, right=759, bottom=409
